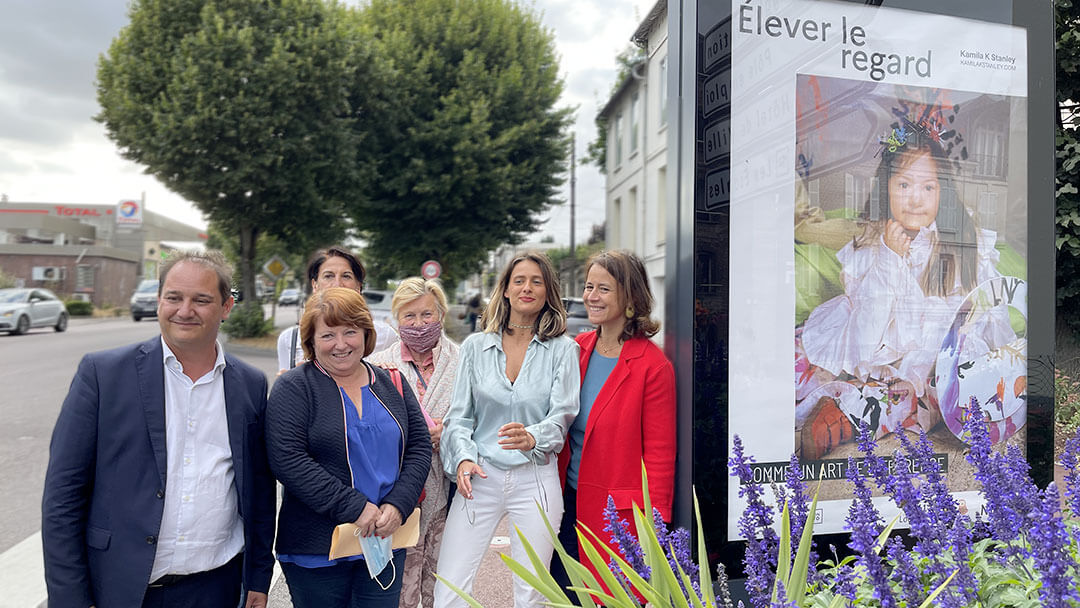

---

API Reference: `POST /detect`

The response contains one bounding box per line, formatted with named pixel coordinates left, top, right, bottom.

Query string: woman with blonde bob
left=369, top=277, right=460, bottom=608
left=266, top=287, right=430, bottom=607
left=435, top=252, right=580, bottom=608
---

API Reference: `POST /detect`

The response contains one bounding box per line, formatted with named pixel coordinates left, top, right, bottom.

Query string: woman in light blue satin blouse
left=434, top=251, right=579, bottom=608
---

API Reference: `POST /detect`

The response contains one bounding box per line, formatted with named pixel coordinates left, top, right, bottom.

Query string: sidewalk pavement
left=268, top=516, right=515, bottom=608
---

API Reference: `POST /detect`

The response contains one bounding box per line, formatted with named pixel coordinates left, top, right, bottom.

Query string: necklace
left=508, top=321, right=534, bottom=330
left=596, top=339, right=621, bottom=355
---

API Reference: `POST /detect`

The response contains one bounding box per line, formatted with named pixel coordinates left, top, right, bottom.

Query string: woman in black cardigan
left=266, top=288, right=430, bottom=607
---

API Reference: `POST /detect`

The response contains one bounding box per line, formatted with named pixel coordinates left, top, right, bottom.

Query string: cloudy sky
left=0, top=0, right=649, bottom=246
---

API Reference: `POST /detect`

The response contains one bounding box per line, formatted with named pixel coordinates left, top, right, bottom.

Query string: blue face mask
left=358, top=531, right=396, bottom=589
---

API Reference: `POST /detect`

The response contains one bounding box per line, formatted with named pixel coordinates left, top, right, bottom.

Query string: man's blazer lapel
left=222, top=359, right=247, bottom=501
left=136, top=337, right=168, bottom=488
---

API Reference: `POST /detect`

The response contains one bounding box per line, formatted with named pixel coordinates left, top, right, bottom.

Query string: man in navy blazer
left=42, top=250, right=275, bottom=608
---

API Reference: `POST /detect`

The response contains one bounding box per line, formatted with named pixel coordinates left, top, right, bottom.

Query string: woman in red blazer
left=552, top=250, right=677, bottom=593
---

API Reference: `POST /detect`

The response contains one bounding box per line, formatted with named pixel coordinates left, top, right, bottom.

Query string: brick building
left=0, top=201, right=206, bottom=307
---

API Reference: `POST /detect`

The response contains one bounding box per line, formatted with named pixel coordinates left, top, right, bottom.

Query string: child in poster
left=796, top=119, right=1017, bottom=459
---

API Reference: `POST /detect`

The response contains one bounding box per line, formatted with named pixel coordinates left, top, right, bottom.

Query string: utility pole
left=568, top=133, right=577, bottom=295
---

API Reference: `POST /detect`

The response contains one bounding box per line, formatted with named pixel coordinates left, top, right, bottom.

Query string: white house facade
left=598, top=0, right=670, bottom=336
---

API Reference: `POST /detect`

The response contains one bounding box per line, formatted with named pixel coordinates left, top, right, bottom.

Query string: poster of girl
left=793, top=79, right=1025, bottom=462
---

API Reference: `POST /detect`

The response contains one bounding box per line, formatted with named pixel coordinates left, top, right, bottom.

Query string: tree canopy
left=96, top=0, right=370, bottom=301
left=352, top=0, right=573, bottom=286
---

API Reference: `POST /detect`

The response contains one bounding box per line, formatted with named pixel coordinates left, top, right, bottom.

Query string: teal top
left=566, top=352, right=618, bottom=489
left=278, top=386, right=401, bottom=568
left=441, top=331, right=580, bottom=473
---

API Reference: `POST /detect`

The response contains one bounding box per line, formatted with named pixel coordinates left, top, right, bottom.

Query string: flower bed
left=440, top=397, right=1080, bottom=607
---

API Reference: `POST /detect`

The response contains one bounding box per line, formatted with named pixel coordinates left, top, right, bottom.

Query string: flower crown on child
left=876, top=118, right=947, bottom=156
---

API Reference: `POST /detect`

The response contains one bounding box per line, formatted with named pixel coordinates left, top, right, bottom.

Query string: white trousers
left=433, top=458, right=563, bottom=608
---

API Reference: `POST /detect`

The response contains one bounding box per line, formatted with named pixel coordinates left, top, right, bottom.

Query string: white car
left=0, top=288, right=68, bottom=335
left=278, top=288, right=302, bottom=306
left=362, top=289, right=396, bottom=327
left=130, top=279, right=159, bottom=321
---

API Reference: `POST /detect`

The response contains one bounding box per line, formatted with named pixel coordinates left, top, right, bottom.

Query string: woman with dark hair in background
left=434, top=252, right=579, bottom=608
left=277, top=246, right=394, bottom=375
left=550, top=250, right=676, bottom=592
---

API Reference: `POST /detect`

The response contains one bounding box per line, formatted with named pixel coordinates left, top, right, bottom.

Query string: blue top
left=566, top=353, right=618, bottom=489
left=279, top=385, right=402, bottom=567
left=441, top=332, right=580, bottom=473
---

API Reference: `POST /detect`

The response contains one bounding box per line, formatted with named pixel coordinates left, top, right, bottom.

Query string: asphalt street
left=0, top=305, right=515, bottom=608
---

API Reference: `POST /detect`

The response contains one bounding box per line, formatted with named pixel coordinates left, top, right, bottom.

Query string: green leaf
left=540, top=512, right=600, bottom=608
left=773, top=500, right=793, bottom=605
left=632, top=527, right=690, bottom=608
left=673, top=550, right=708, bottom=608
left=917, top=570, right=957, bottom=608
left=693, top=490, right=716, bottom=607
left=575, top=527, right=649, bottom=607
left=508, top=523, right=571, bottom=603
left=579, top=522, right=662, bottom=607
left=873, top=513, right=901, bottom=555
left=788, top=488, right=820, bottom=608
left=633, top=504, right=673, bottom=604
left=499, top=552, right=567, bottom=604
left=434, top=573, right=489, bottom=608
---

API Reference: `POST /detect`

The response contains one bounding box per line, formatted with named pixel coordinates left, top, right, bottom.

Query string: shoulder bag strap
left=389, top=368, right=405, bottom=397
left=289, top=325, right=299, bottom=368
left=407, top=361, right=428, bottom=391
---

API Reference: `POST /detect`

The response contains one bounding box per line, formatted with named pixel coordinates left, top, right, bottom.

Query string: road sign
left=421, top=260, right=442, bottom=279
left=263, top=256, right=289, bottom=279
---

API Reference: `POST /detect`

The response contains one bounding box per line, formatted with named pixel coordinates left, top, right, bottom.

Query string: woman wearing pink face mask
left=369, top=277, right=460, bottom=608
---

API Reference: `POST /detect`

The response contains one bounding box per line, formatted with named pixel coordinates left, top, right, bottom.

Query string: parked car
left=362, top=289, right=395, bottom=328
left=563, top=297, right=594, bottom=337
left=0, top=288, right=68, bottom=334
left=130, top=279, right=159, bottom=322
left=278, top=288, right=301, bottom=306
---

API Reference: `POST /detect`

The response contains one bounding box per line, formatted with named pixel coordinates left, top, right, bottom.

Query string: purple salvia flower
left=1060, top=432, right=1080, bottom=517
left=608, top=566, right=639, bottom=605
left=831, top=563, right=857, bottom=605
left=857, top=426, right=955, bottom=600
left=886, top=536, right=923, bottom=606
left=730, top=435, right=778, bottom=607
left=890, top=430, right=962, bottom=602
left=910, top=430, right=959, bottom=531
left=880, top=437, right=933, bottom=547
left=602, top=496, right=650, bottom=579
left=783, top=452, right=818, bottom=583
left=944, top=514, right=978, bottom=607
left=1027, top=483, right=1079, bottom=605
left=666, top=522, right=701, bottom=598
left=715, top=562, right=736, bottom=608
left=649, top=507, right=701, bottom=602
left=770, top=579, right=796, bottom=608
left=962, top=404, right=1028, bottom=543
left=844, top=456, right=897, bottom=608
left=894, top=430, right=949, bottom=540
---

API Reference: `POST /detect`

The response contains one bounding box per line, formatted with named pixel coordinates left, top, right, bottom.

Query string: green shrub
left=1057, top=369, right=1080, bottom=433
left=65, top=300, right=93, bottom=316
left=222, top=302, right=272, bottom=338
